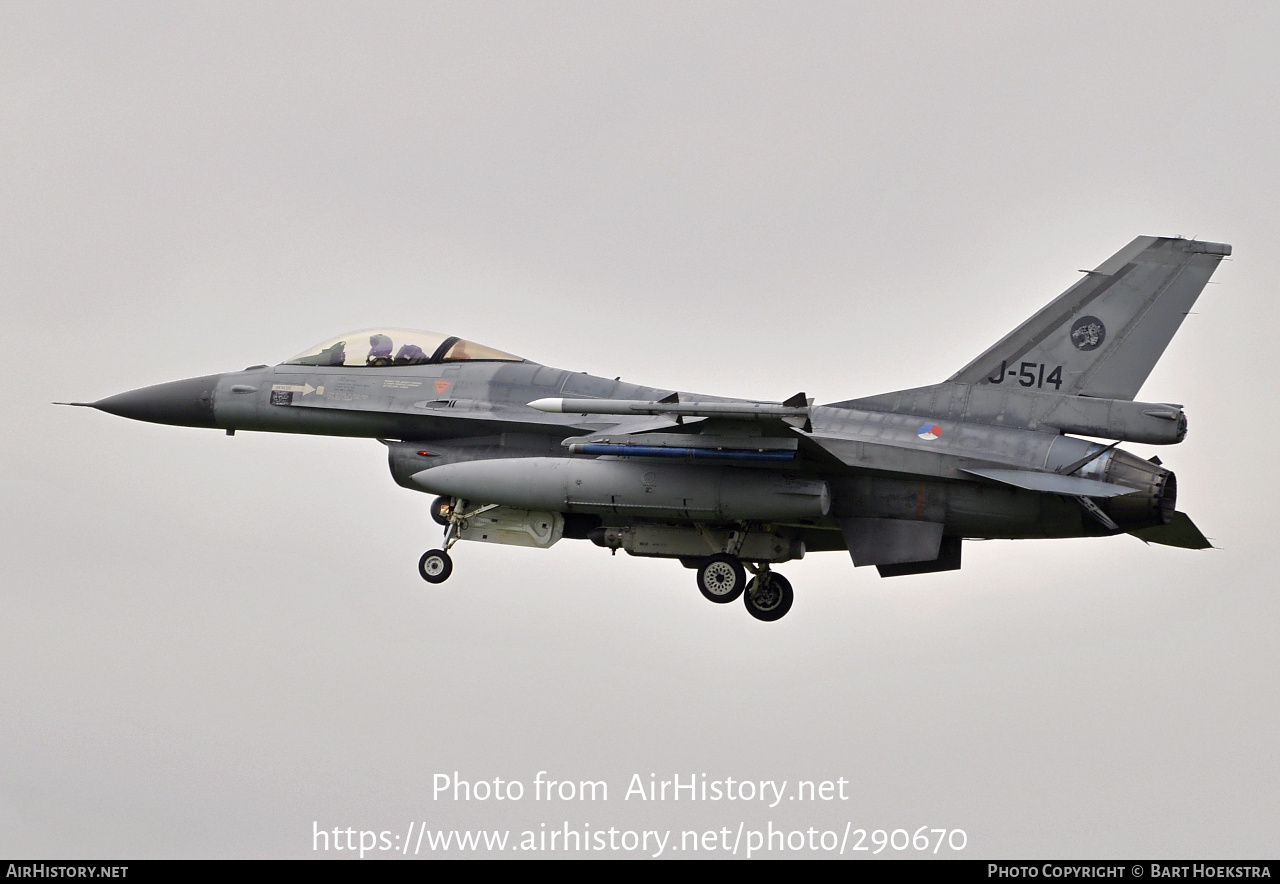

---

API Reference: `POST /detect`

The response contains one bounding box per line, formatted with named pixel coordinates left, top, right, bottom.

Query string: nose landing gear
left=418, top=548, right=453, bottom=584
left=417, top=496, right=480, bottom=585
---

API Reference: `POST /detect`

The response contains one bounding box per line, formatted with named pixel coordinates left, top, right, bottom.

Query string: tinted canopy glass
left=285, top=328, right=523, bottom=367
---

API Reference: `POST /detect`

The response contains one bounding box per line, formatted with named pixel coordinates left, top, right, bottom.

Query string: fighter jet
left=69, top=236, right=1227, bottom=621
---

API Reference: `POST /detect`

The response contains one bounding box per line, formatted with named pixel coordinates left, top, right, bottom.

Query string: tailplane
left=1131, top=511, right=1213, bottom=549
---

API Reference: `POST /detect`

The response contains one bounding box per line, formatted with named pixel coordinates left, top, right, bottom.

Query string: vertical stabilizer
left=949, top=237, right=1230, bottom=400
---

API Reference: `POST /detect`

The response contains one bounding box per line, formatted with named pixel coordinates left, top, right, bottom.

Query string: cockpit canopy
left=285, top=328, right=524, bottom=368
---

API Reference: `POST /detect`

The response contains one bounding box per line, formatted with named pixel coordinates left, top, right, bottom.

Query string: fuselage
left=89, top=353, right=1176, bottom=553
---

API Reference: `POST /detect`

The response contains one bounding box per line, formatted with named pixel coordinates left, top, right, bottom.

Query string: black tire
left=430, top=496, right=452, bottom=526
left=418, top=549, right=453, bottom=584
left=744, top=572, right=793, bottom=622
left=696, top=554, right=746, bottom=604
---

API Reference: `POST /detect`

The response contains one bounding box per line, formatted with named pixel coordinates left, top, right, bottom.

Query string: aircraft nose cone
left=92, top=374, right=222, bottom=428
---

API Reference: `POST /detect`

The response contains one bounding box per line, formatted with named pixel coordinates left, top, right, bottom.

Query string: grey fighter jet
left=71, top=236, right=1227, bottom=621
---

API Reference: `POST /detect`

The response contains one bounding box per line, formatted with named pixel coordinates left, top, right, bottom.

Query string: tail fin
left=949, top=236, right=1230, bottom=400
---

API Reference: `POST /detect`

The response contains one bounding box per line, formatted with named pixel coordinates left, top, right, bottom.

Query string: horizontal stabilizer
left=963, top=467, right=1137, bottom=498
left=1130, top=512, right=1213, bottom=549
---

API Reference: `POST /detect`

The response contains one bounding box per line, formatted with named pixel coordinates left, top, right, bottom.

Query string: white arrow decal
left=271, top=383, right=320, bottom=396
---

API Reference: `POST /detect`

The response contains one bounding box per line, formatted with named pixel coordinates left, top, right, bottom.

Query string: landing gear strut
left=691, top=550, right=795, bottom=621
left=417, top=496, right=476, bottom=584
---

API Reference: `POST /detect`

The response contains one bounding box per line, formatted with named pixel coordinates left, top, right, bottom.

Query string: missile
left=527, top=397, right=810, bottom=420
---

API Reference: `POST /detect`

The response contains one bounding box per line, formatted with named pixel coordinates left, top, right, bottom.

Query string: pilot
left=394, top=343, right=427, bottom=365
left=448, top=340, right=470, bottom=361
left=367, top=334, right=394, bottom=366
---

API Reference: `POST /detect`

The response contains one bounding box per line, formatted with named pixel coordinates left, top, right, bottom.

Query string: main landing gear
left=695, top=553, right=794, bottom=622
left=696, top=554, right=746, bottom=603
left=743, top=570, right=793, bottom=622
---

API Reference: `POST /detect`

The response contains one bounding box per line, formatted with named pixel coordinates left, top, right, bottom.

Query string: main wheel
left=696, top=554, right=746, bottom=604
left=744, top=572, right=793, bottom=622
left=418, top=549, right=453, bottom=584
left=430, top=496, right=452, bottom=526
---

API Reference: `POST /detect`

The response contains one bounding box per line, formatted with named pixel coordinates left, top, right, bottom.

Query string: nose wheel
left=418, top=549, right=453, bottom=584
left=417, top=496, right=473, bottom=584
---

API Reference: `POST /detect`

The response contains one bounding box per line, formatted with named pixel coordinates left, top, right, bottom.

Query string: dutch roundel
left=917, top=423, right=942, bottom=441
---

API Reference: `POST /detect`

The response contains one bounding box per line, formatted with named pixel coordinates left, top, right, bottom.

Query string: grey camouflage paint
left=78, top=235, right=1227, bottom=609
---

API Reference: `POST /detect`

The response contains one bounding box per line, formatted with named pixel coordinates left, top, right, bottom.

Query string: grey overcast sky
left=3, top=1, right=1278, bottom=859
